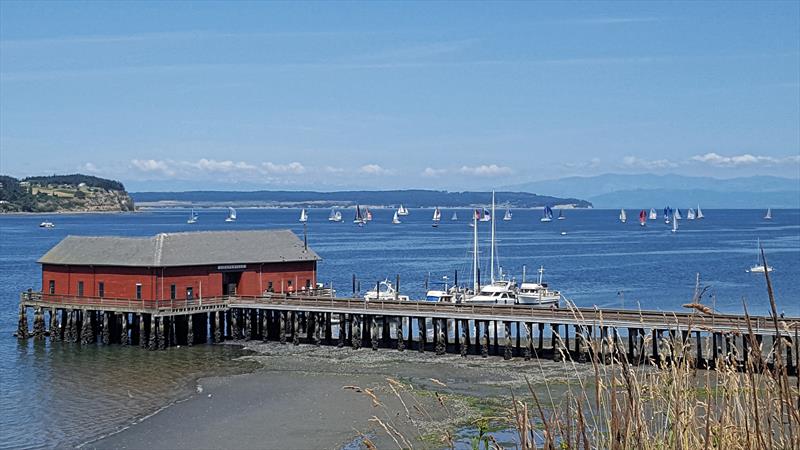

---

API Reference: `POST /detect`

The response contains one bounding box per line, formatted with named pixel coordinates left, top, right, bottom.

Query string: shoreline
left=89, top=341, right=582, bottom=449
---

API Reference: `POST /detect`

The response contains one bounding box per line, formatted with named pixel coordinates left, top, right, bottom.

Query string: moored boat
left=364, top=280, right=410, bottom=301
left=517, top=266, right=560, bottom=306
left=39, top=221, right=55, bottom=228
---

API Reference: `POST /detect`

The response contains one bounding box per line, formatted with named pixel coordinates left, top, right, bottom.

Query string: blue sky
left=1, top=1, right=798, bottom=191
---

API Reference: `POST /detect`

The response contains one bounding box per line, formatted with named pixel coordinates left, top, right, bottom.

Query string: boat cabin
left=37, top=230, right=319, bottom=302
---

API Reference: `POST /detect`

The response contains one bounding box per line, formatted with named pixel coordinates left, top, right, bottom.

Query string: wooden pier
left=17, top=291, right=800, bottom=374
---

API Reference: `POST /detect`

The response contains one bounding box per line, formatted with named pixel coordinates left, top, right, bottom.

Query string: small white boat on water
left=187, top=208, right=198, bottom=224
left=674, top=208, right=682, bottom=220
left=503, top=208, right=512, bottom=221
left=671, top=211, right=679, bottom=233
left=432, top=207, right=441, bottom=227
left=451, top=212, right=458, bottom=221
left=397, top=205, right=409, bottom=216
left=649, top=208, right=658, bottom=220
left=364, top=280, right=410, bottom=301
left=353, top=205, right=365, bottom=226
left=696, top=205, right=704, bottom=219
left=39, top=221, right=55, bottom=228
left=557, top=209, right=565, bottom=220
left=479, top=207, right=491, bottom=222
left=540, top=206, right=554, bottom=222
left=664, top=207, right=672, bottom=224
left=619, top=209, right=627, bottom=223
left=747, top=239, right=773, bottom=273
left=463, top=279, right=518, bottom=305
left=225, top=207, right=237, bottom=222
left=517, top=266, right=560, bottom=306
left=764, top=208, right=772, bottom=220
left=328, top=208, right=342, bottom=222
left=686, top=208, right=696, bottom=220
left=425, top=277, right=464, bottom=303
left=392, top=211, right=401, bottom=224
left=299, top=208, right=308, bottom=223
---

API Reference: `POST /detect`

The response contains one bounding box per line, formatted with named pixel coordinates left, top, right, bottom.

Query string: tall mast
left=490, top=190, right=495, bottom=283
left=473, top=212, right=479, bottom=292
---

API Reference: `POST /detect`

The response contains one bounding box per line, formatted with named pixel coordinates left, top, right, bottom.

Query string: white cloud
left=690, top=152, right=797, bottom=167
left=131, top=159, right=175, bottom=176
left=421, top=167, right=448, bottom=177
left=81, top=162, right=99, bottom=173
left=359, top=164, right=390, bottom=175
left=457, top=164, right=513, bottom=177
left=622, top=156, right=678, bottom=169
left=563, top=158, right=601, bottom=169
left=190, top=158, right=259, bottom=173
left=262, top=162, right=306, bottom=174
left=323, top=166, right=345, bottom=174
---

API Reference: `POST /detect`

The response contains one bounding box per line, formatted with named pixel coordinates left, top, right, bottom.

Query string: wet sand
left=91, top=341, right=580, bottom=449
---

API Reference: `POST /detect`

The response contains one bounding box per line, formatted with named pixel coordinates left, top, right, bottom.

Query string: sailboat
left=364, top=208, right=373, bottom=221
left=686, top=208, right=696, bottom=220
left=353, top=205, right=365, bottom=225
left=451, top=212, right=458, bottom=221
left=432, top=207, right=441, bottom=227
left=674, top=208, right=682, bottom=220
left=328, top=208, right=342, bottom=222
left=479, top=207, right=491, bottom=222
left=397, top=205, right=409, bottom=216
left=671, top=211, right=678, bottom=233
left=649, top=208, right=658, bottom=220
left=557, top=209, right=565, bottom=220
left=299, top=208, right=308, bottom=223
left=541, top=206, right=554, bottom=222
left=187, top=208, right=198, bottom=224
left=639, top=209, right=647, bottom=227
left=696, top=205, right=704, bottom=219
left=503, top=208, right=512, bottom=221
left=764, top=208, right=772, bottom=220
left=663, top=207, right=672, bottom=224
left=225, top=207, right=237, bottom=222
left=619, top=209, right=627, bottom=223
left=747, top=239, right=773, bottom=273
left=392, top=211, right=401, bottom=224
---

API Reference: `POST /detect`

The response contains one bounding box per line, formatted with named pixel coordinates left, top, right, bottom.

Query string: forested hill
left=0, top=174, right=134, bottom=213
left=132, top=189, right=592, bottom=208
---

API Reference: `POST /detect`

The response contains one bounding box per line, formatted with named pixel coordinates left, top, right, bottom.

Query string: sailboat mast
left=473, top=213, right=479, bottom=292
left=490, top=191, right=495, bottom=283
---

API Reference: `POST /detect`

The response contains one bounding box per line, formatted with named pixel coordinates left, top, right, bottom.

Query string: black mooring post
left=454, top=270, right=458, bottom=289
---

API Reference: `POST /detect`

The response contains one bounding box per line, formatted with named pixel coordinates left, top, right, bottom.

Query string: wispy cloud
left=421, top=167, right=448, bottom=177
left=622, top=156, right=678, bottom=169
left=358, top=164, right=392, bottom=175
left=691, top=152, right=800, bottom=167
left=458, top=164, right=513, bottom=177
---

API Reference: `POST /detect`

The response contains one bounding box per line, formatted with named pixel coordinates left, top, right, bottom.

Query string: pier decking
left=17, top=291, right=799, bottom=374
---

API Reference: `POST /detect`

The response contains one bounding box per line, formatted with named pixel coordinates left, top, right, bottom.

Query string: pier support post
left=279, top=312, right=287, bottom=345
left=325, top=313, right=333, bottom=345
left=538, top=323, right=545, bottom=353
left=16, top=305, right=28, bottom=339
left=244, top=309, right=252, bottom=341
left=120, top=314, right=128, bottom=346
left=351, top=315, right=361, bottom=350
left=81, top=310, right=94, bottom=345
left=49, top=308, right=60, bottom=342
left=601, top=327, right=612, bottom=365
left=338, top=314, right=346, bottom=348
left=138, top=314, right=146, bottom=348
left=382, top=316, right=390, bottom=348
left=231, top=310, right=240, bottom=340
left=493, top=321, right=499, bottom=356
left=481, top=321, right=489, bottom=358
left=101, top=312, right=110, bottom=345
left=261, top=312, right=269, bottom=342
left=66, top=310, right=77, bottom=343
left=32, top=307, right=45, bottom=340
left=577, top=328, right=588, bottom=363
left=292, top=312, right=300, bottom=346
left=460, top=320, right=468, bottom=358
left=214, top=311, right=222, bottom=344
left=503, top=322, right=512, bottom=360
left=158, top=317, right=167, bottom=350
left=552, top=324, right=563, bottom=362
left=435, top=320, right=446, bottom=355
left=523, top=323, right=532, bottom=360
left=397, top=317, right=405, bottom=351
left=418, top=318, right=426, bottom=353
left=371, top=316, right=379, bottom=351
left=186, top=314, right=194, bottom=346
left=314, top=313, right=322, bottom=346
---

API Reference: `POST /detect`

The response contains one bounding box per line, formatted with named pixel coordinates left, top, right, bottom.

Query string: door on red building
left=222, top=271, right=242, bottom=296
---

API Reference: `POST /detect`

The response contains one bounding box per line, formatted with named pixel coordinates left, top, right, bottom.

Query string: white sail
left=696, top=205, right=704, bottom=219
left=686, top=208, right=695, bottom=220
left=503, top=208, right=512, bottom=221
left=397, top=205, right=409, bottom=216
left=225, top=207, right=237, bottom=222
left=299, top=209, right=308, bottom=223
left=674, top=209, right=682, bottom=220
left=748, top=238, right=773, bottom=272
left=451, top=212, right=458, bottom=221
left=392, top=211, right=401, bottom=224
left=619, top=209, right=627, bottom=223
left=649, top=208, right=657, bottom=220
left=432, top=207, right=441, bottom=222
left=671, top=211, right=678, bottom=233
left=764, top=208, right=772, bottom=220
left=187, top=208, right=198, bottom=224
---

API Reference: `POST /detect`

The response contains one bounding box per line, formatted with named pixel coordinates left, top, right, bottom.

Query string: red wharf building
left=38, top=230, right=320, bottom=303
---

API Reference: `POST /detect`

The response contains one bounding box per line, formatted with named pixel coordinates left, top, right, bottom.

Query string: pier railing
left=20, top=290, right=798, bottom=336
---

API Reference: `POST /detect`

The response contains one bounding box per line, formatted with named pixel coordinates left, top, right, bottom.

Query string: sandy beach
left=90, top=341, right=578, bottom=449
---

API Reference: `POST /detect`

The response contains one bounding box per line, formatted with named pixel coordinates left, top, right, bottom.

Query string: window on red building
left=48, top=280, right=55, bottom=295
left=77, top=281, right=84, bottom=297
left=170, top=284, right=176, bottom=300
left=136, top=283, right=142, bottom=300
left=98, top=282, right=104, bottom=298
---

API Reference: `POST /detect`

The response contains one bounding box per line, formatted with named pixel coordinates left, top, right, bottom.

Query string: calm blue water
left=1, top=208, right=798, bottom=448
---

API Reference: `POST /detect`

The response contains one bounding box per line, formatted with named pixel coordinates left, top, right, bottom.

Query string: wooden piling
left=17, top=305, right=28, bottom=339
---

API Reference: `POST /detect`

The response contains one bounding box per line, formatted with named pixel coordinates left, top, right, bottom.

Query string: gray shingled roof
left=38, top=230, right=320, bottom=267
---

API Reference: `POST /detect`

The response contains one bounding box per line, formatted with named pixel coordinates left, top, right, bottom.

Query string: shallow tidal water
left=1, top=208, right=798, bottom=448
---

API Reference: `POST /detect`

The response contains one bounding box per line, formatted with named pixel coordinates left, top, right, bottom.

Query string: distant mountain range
left=132, top=189, right=592, bottom=209
left=505, top=174, right=800, bottom=208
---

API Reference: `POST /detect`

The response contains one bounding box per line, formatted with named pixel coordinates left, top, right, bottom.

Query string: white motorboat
left=364, top=280, right=410, bottom=301
left=225, top=207, right=237, bottom=222
left=187, top=208, right=198, bottom=224
left=328, top=208, right=342, bottom=222
left=463, top=279, right=518, bottom=305
left=299, top=208, right=308, bottom=223
left=619, top=209, right=627, bottom=223
left=517, top=266, right=560, bottom=306
left=425, top=276, right=464, bottom=303
left=39, top=221, right=55, bottom=228
left=397, top=205, right=409, bottom=216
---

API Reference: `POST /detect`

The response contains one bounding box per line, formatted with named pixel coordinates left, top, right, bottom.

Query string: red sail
left=639, top=210, right=647, bottom=222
